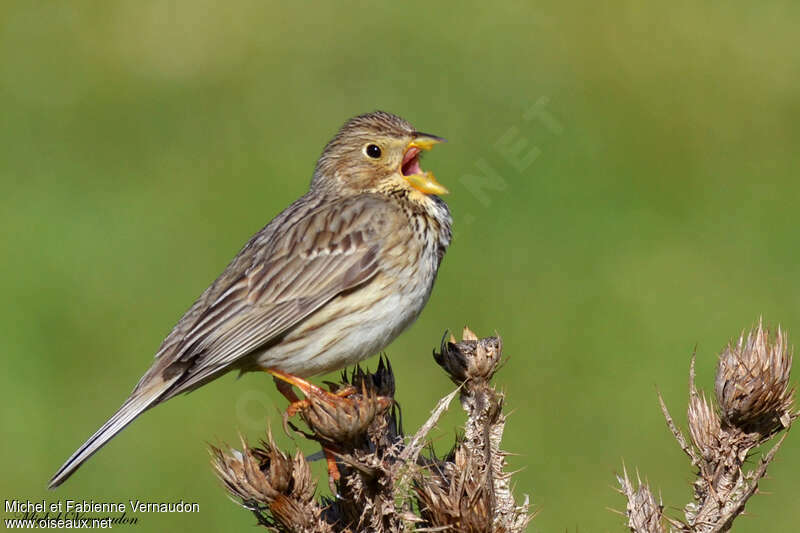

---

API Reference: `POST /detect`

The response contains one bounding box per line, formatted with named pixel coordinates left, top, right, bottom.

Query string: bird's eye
left=365, top=144, right=382, bottom=159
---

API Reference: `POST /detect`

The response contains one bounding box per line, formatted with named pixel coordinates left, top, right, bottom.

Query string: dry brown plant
left=618, top=319, right=798, bottom=533
left=211, top=327, right=531, bottom=532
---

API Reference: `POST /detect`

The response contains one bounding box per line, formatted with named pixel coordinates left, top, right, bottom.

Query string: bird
left=49, top=111, right=452, bottom=488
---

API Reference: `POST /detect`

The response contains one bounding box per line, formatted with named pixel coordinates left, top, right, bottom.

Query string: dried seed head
left=434, top=326, right=503, bottom=385
left=416, top=445, right=494, bottom=533
left=296, top=384, right=392, bottom=448
left=687, top=391, right=721, bottom=462
left=210, top=433, right=326, bottom=531
left=715, top=320, right=796, bottom=436
left=617, top=467, right=665, bottom=533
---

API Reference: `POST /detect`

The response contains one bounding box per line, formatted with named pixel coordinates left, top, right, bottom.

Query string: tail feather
left=48, top=378, right=177, bottom=489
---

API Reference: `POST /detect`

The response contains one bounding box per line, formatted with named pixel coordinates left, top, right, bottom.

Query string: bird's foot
left=267, top=369, right=356, bottom=418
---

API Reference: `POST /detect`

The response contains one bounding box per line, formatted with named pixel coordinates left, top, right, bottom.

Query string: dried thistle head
left=715, top=320, right=796, bottom=436
left=617, top=466, right=665, bottom=533
left=210, top=433, right=326, bottom=531
left=294, top=382, right=392, bottom=449
left=416, top=444, right=494, bottom=533
left=687, top=390, right=722, bottom=462
left=434, top=326, right=503, bottom=386
left=339, top=357, right=404, bottom=446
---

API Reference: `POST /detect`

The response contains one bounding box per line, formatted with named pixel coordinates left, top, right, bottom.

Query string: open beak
left=401, top=133, right=448, bottom=195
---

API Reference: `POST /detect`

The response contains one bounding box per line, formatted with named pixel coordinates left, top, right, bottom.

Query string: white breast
left=251, top=245, right=440, bottom=377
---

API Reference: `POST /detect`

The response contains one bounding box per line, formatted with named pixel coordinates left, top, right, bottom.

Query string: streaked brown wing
left=138, top=195, right=391, bottom=398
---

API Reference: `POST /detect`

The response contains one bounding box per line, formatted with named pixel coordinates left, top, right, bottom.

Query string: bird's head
left=312, top=111, right=448, bottom=199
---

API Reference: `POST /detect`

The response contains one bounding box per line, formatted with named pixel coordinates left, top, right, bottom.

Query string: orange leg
left=266, top=369, right=356, bottom=417
left=272, top=376, right=301, bottom=403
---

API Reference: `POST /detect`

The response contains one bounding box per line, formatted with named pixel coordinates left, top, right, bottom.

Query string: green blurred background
left=2, top=1, right=799, bottom=531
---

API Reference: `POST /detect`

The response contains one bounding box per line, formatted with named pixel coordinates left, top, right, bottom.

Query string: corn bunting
left=49, top=111, right=451, bottom=488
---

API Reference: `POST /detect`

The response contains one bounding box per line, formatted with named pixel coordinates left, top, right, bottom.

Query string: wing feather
left=140, top=195, right=391, bottom=398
